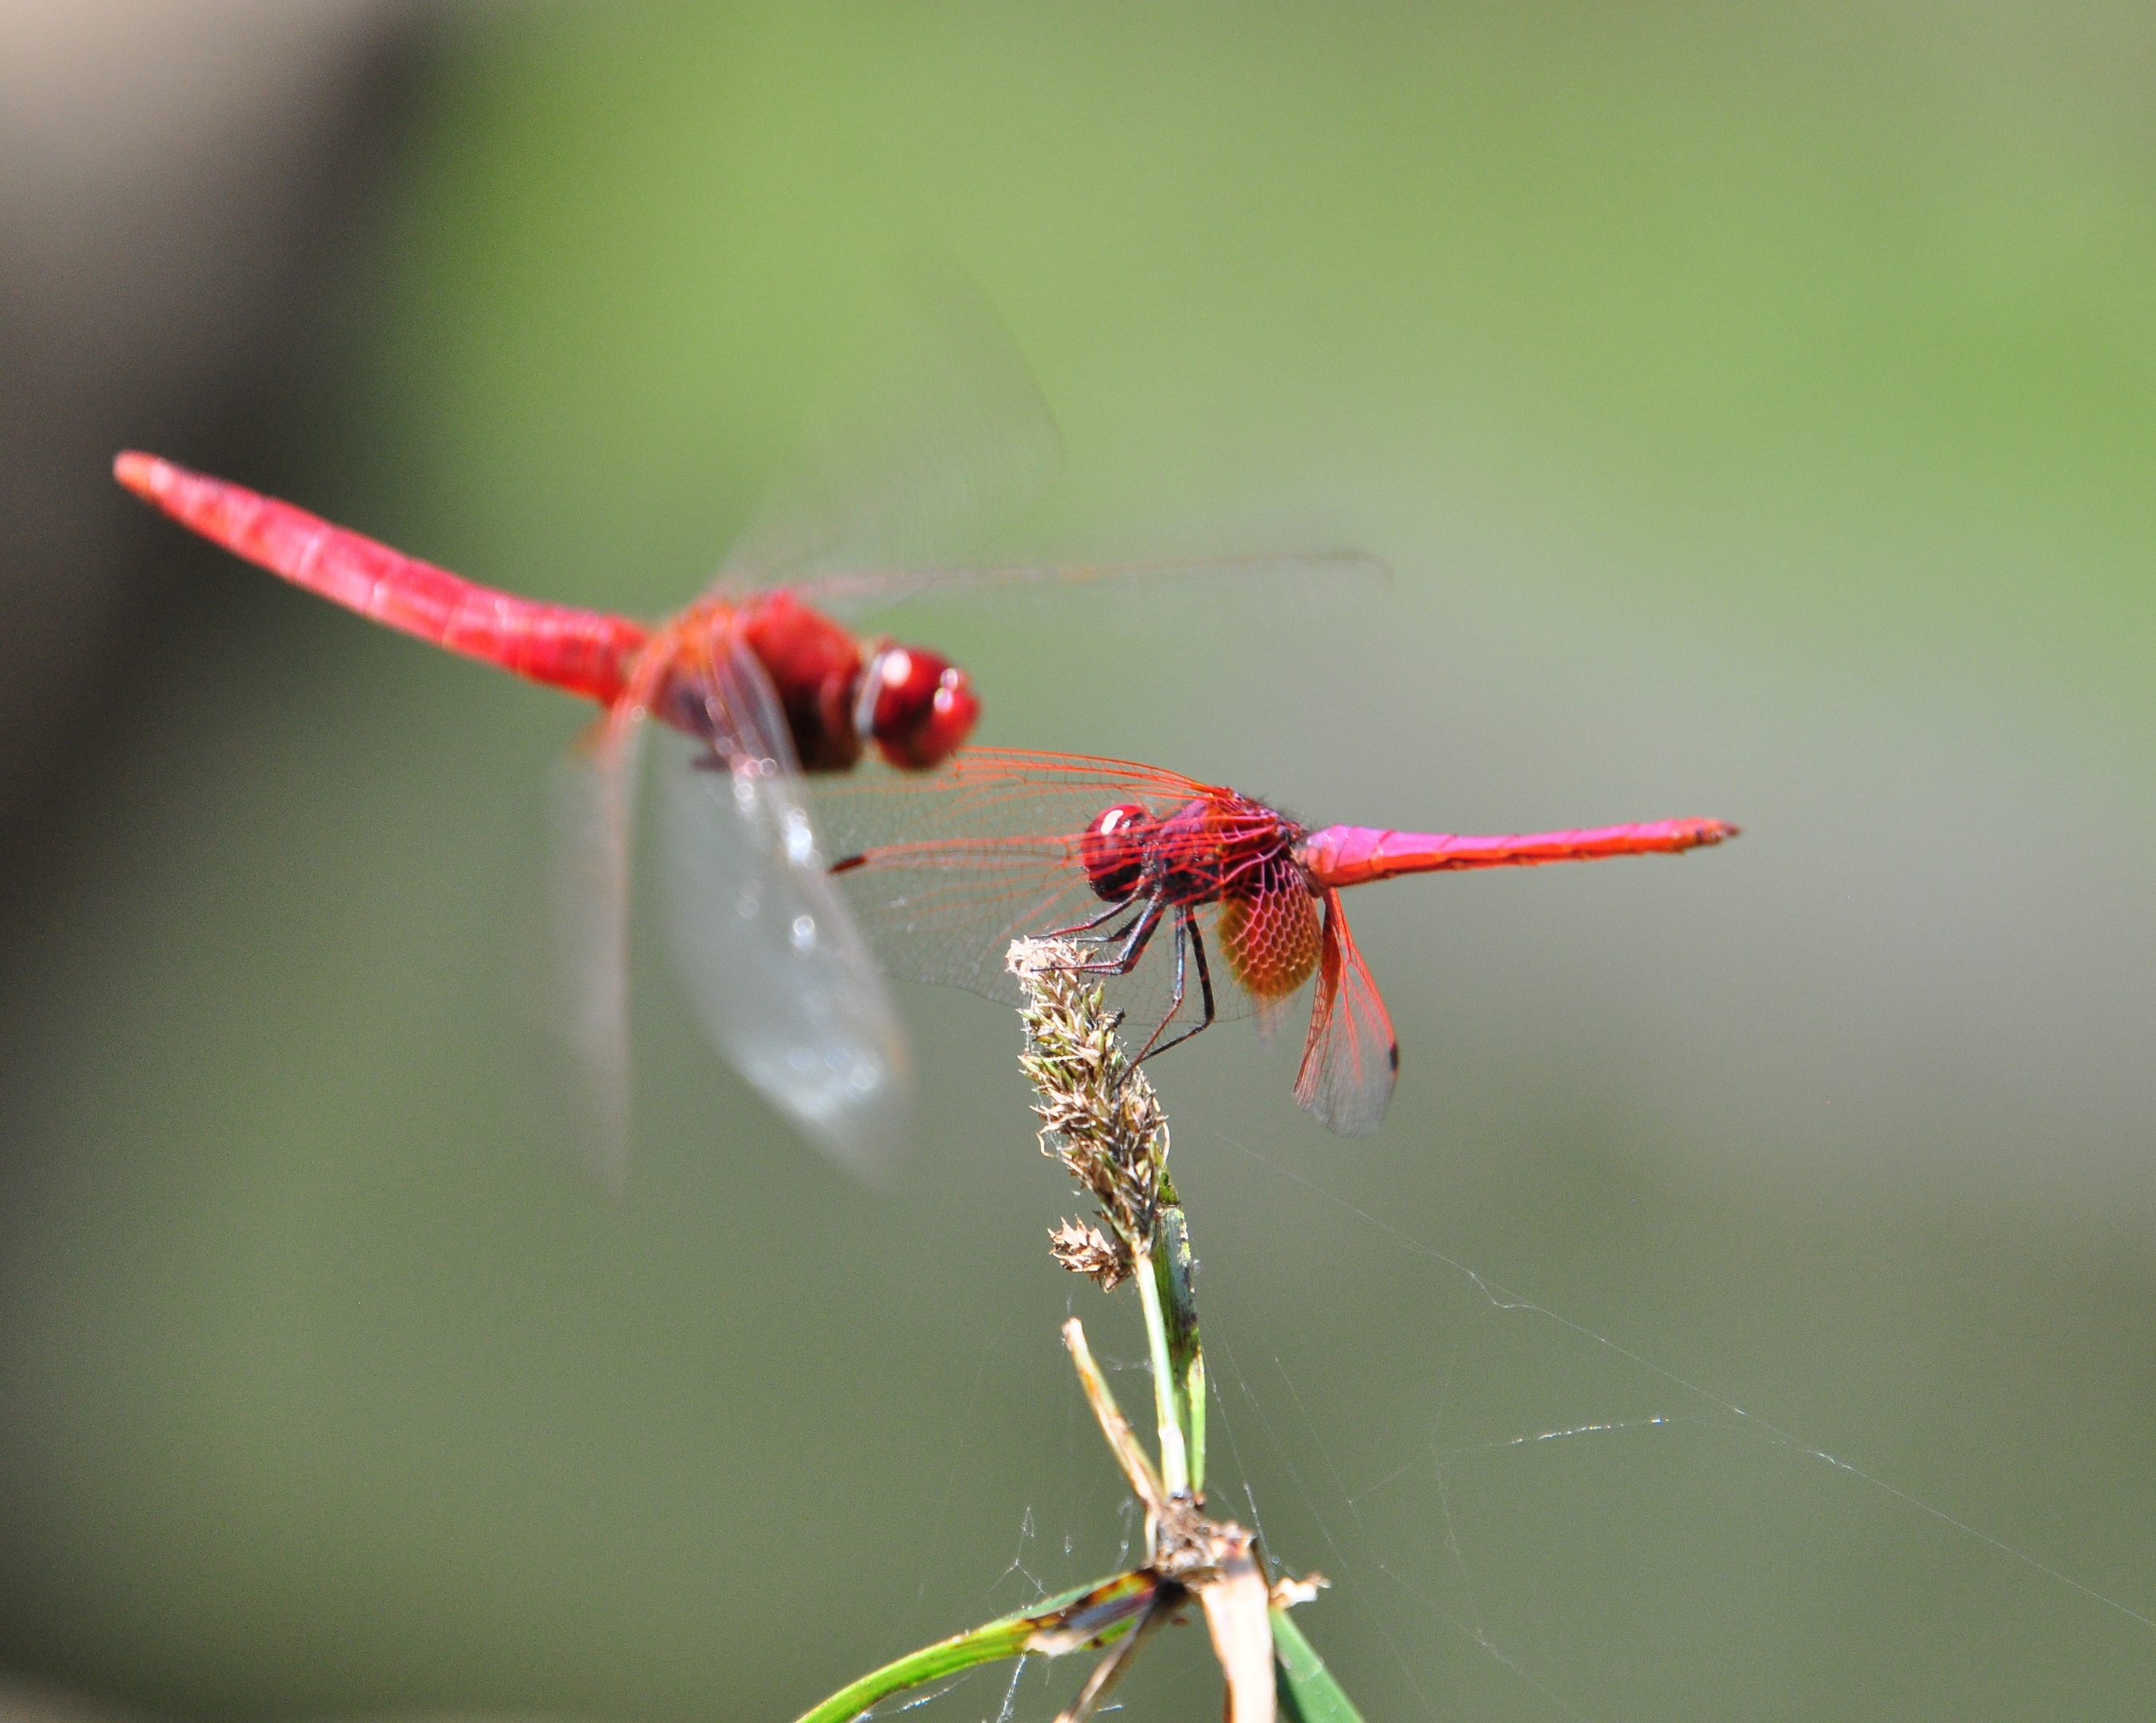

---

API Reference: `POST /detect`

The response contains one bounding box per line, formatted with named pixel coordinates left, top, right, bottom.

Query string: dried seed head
left=1009, top=938, right=1171, bottom=1261
left=1049, top=1218, right=1130, bottom=1291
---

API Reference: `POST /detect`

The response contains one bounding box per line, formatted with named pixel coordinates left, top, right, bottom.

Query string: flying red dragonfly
left=112, top=450, right=1380, bottom=1169
left=810, top=750, right=1736, bottom=1136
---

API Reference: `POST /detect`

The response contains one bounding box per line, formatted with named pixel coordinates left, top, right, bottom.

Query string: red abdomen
left=116, top=452, right=648, bottom=706
left=1299, top=817, right=1739, bottom=888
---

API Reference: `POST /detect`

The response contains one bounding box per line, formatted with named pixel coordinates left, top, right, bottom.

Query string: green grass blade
left=1270, top=1607, right=1366, bottom=1723
left=791, top=1570, right=1156, bottom=1723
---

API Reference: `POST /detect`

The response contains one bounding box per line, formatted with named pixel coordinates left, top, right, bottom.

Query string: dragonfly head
left=1079, top=803, right=1156, bottom=902
left=857, top=643, right=980, bottom=769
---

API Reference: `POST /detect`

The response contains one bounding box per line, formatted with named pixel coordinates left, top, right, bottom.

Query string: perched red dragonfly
left=113, top=451, right=1380, bottom=1171
left=810, top=751, right=1736, bottom=1135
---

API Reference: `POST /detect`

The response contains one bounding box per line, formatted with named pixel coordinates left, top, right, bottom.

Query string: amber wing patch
left=1217, top=885, right=1322, bottom=1003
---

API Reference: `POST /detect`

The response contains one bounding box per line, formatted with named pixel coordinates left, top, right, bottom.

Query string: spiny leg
left=1129, top=905, right=1219, bottom=1067
left=1041, top=894, right=1163, bottom=1037
left=1044, top=893, right=1144, bottom=946
left=1058, top=895, right=1166, bottom=979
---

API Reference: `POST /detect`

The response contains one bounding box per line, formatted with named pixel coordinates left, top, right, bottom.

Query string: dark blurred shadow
left=0, top=0, right=436, bottom=1709
left=0, top=1675, right=148, bottom=1723
left=0, top=0, right=432, bottom=862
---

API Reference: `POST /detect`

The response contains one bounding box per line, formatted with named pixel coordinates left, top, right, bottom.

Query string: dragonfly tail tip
left=112, top=450, right=168, bottom=500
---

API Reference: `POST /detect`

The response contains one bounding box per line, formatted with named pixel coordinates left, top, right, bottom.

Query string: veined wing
left=656, top=638, right=912, bottom=1177
left=812, top=747, right=1214, bottom=853
left=1291, top=890, right=1398, bottom=1136
left=810, top=750, right=1271, bottom=1028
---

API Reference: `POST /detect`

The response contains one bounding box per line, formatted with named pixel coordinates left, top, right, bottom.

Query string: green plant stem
left=1151, top=1206, right=1205, bottom=1494
left=1185, top=1352, right=1207, bottom=1492
left=1133, top=1245, right=1190, bottom=1496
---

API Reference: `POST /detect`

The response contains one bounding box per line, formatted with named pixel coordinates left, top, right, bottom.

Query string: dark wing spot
left=1388, top=1042, right=1400, bottom=1071
left=830, top=854, right=866, bottom=875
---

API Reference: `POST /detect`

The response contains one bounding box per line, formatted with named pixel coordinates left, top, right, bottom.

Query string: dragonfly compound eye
left=862, top=645, right=980, bottom=770
left=1080, top=804, right=1155, bottom=901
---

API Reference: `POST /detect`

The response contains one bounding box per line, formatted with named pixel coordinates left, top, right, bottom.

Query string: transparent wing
left=808, top=751, right=1271, bottom=1052
left=1252, top=990, right=1294, bottom=1043
left=717, top=269, right=1062, bottom=586
left=549, top=714, right=644, bottom=1193
left=710, top=270, right=1389, bottom=642
left=809, top=750, right=1193, bottom=999
left=782, top=548, right=1391, bottom=632
left=657, top=641, right=912, bottom=1178
left=1292, top=890, right=1399, bottom=1137
left=826, top=830, right=1103, bottom=1005
left=810, top=749, right=1214, bottom=869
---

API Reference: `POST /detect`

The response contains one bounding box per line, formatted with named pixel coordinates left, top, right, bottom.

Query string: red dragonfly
left=113, top=451, right=1380, bottom=1172
left=810, top=751, right=1737, bottom=1135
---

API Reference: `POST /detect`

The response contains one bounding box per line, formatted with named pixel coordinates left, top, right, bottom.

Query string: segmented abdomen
left=116, top=453, right=648, bottom=705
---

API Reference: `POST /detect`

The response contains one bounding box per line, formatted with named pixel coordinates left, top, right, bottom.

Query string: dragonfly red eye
left=1080, top=803, right=1155, bottom=901
left=862, top=645, right=980, bottom=770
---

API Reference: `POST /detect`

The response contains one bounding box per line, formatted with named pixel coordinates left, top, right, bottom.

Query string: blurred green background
left=3, top=3, right=2154, bottom=1718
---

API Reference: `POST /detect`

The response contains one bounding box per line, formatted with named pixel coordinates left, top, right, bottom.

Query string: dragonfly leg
left=1070, top=907, right=1146, bottom=950
left=1058, top=895, right=1165, bottom=978
left=1129, top=906, right=1218, bottom=1068
left=1044, top=894, right=1143, bottom=944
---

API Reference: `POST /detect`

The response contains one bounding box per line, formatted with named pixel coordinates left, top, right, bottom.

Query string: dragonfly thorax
left=733, top=591, right=868, bottom=771
left=1079, top=794, right=1311, bottom=910
left=1072, top=790, right=1324, bottom=1019
left=710, top=591, right=979, bottom=774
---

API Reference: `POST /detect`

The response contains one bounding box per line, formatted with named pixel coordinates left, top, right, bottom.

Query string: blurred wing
left=717, top=269, right=1062, bottom=586
left=657, top=643, right=912, bottom=1178
left=549, top=714, right=644, bottom=1192
left=1292, top=890, right=1399, bottom=1136
left=784, top=548, right=1391, bottom=632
